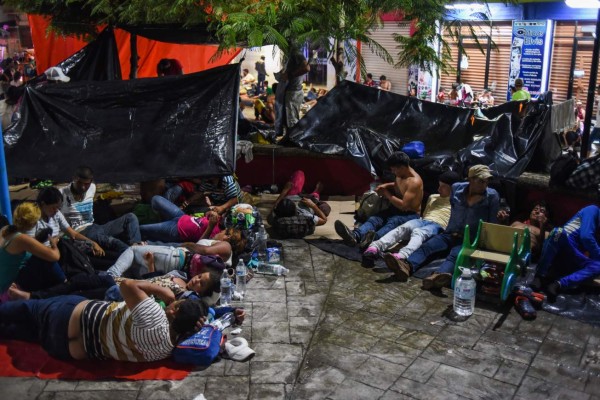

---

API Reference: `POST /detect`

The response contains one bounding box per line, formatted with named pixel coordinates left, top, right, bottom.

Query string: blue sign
left=507, top=20, right=553, bottom=100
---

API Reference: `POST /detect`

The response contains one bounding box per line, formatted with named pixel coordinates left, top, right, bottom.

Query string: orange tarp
left=28, top=15, right=240, bottom=78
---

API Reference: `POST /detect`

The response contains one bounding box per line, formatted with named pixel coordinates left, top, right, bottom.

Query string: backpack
left=172, top=325, right=223, bottom=366
left=549, top=151, right=580, bottom=187
left=57, top=237, right=96, bottom=278
left=355, top=191, right=390, bottom=223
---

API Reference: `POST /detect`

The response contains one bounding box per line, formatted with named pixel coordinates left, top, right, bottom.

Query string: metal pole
left=129, top=33, right=138, bottom=79
left=484, top=36, right=492, bottom=89
left=580, top=8, right=600, bottom=159
left=567, top=37, right=577, bottom=100
left=0, top=125, right=12, bottom=223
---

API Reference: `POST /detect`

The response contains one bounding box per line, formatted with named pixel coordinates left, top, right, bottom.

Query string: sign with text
left=507, top=20, right=552, bottom=100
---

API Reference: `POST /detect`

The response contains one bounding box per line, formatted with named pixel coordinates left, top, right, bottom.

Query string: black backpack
left=57, top=237, right=96, bottom=278
left=550, top=151, right=579, bottom=187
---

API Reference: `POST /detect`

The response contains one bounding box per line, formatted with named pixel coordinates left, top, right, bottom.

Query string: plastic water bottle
left=220, top=270, right=232, bottom=306
left=257, top=225, right=268, bottom=262
left=454, top=267, right=476, bottom=317
left=256, top=262, right=289, bottom=276
left=236, top=259, right=247, bottom=297
left=211, top=312, right=235, bottom=331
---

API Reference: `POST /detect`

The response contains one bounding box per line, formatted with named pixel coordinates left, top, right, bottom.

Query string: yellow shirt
left=422, top=194, right=451, bottom=229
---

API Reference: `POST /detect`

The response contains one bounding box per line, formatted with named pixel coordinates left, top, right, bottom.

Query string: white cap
left=225, top=337, right=256, bottom=362
left=44, top=67, right=70, bottom=82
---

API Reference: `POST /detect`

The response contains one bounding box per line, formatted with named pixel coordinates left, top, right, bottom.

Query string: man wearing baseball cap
left=511, top=78, right=530, bottom=101
left=394, top=164, right=500, bottom=290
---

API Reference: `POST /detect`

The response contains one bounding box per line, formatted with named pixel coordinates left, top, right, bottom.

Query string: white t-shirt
left=196, top=239, right=233, bottom=266
left=60, top=183, right=96, bottom=231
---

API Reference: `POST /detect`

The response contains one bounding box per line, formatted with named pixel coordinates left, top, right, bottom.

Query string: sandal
left=514, top=295, right=537, bottom=320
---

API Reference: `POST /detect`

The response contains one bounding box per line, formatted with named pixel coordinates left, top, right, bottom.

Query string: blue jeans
left=16, top=255, right=66, bottom=292
left=356, top=209, right=419, bottom=242
left=406, top=233, right=462, bottom=273
left=0, top=295, right=86, bottom=360
left=140, top=196, right=184, bottom=242
left=537, top=228, right=600, bottom=289
left=164, top=185, right=184, bottom=204
left=81, top=213, right=141, bottom=253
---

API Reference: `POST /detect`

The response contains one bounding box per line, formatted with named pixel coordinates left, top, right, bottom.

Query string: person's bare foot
left=8, top=283, right=31, bottom=300
left=143, top=252, right=155, bottom=273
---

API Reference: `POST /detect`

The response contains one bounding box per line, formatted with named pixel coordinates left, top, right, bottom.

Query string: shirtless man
left=508, top=202, right=551, bottom=257
left=0, top=279, right=205, bottom=361
left=335, top=151, right=423, bottom=248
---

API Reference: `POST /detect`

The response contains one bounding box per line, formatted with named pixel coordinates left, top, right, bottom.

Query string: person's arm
left=200, top=212, right=219, bottom=240
left=379, top=179, right=421, bottom=213
left=289, top=59, right=310, bottom=79
left=488, top=192, right=500, bottom=224
left=120, top=279, right=176, bottom=311
left=65, top=226, right=105, bottom=256
left=181, top=240, right=232, bottom=261
left=578, top=207, right=600, bottom=260
left=300, top=198, right=327, bottom=226
left=12, top=234, right=60, bottom=262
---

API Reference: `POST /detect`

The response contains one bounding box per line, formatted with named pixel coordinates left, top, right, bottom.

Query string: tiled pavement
left=3, top=198, right=600, bottom=399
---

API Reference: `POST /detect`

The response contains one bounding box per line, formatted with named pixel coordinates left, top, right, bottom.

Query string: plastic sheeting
left=4, top=64, right=240, bottom=183
left=287, top=81, right=553, bottom=180
left=28, top=15, right=240, bottom=79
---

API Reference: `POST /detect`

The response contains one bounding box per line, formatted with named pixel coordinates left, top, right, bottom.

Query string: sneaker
left=358, top=230, right=376, bottom=250
left=361, top=246, right=378, bottom=268
left=422, top=273, right=452, bottom=290
left=545, top=281, right=561, bottom=303
left=383, top=253, right=411, bottom=282
left=335, top=220, right=357, bottom=246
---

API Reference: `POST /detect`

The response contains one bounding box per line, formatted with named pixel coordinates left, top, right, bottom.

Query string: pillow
left=172, top=325, right=223, bottom=366
left=273, top=215, right=315, bottom=239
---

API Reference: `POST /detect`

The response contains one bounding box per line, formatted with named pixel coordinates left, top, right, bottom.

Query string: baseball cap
left=514, top=78, right=524, bottom=87
left=44, top=67, right=70, bottom=82
left=468, top=165, right=493, bottom=180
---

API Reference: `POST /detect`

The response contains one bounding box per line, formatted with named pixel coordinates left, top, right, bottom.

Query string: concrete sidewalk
left=2, top=197, right=600, bottom=399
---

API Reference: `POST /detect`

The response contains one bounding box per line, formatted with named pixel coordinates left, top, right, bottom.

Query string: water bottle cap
left=459, top=266, right=472, bottom=277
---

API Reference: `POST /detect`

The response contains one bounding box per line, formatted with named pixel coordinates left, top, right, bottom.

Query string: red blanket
left=0, top=340, right=193, bottom=380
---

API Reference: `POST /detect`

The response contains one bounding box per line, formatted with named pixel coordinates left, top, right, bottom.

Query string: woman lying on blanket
left=8, top=258, right=226, bottom=307
left=0, top=202, right=62, bottom=301
left=140, top=195, right=225, bottom=243
left=106, top=227, right=246, bottom=278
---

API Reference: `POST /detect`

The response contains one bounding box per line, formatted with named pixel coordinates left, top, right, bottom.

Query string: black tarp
left=4, top=63, right=240, bottom=183
left=287, top=81, right=552, bottom=180
left=28, top=27, right=122, bottom=84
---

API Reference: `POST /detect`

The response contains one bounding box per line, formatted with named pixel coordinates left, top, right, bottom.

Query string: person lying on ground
left=362, top=171, right=461, bottom=268
left=500, top=200, right=552, bottom=258
left=385, top=165, right=499, bottom=289
left=335, top=151, right=423, bottom=250
left=140, top=196, right=226, bottom=243
left=8, top=261, right=224, bottom=307
left=60, top=166, right=141, bottom=254
left=107, top=227, right=245, bottom=278
left=163, top=175, right=242, bottom=216
left=533, top=205, right=600, bottom=302
left=0, top=280, right=206, bottom=361
left=0, top=202, right=61, bottom=299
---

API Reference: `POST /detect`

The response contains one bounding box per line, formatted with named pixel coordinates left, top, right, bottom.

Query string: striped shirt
left=81, top=298, right=173, bottom=362
left=25, top=210, right=71, bottom=246
left=197, top=175, right=242, bottom=205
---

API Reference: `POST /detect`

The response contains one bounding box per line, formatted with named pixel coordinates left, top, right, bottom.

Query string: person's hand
left=143, top=252, right=155, bottom=273
left=497, top=210, right=510, bottom=222
left=210, top=205, right=223, bottom=215
left=91, top=241, right=105, bottom=257
left=207, top=210, right=220, bottom=223
left=375, top=186, right=389, bottom=198
left=194, top=316, right=207, bottom=332
left=234, top=308, right=246, bottom=325
left=49, top=235, right=60, bottom=249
